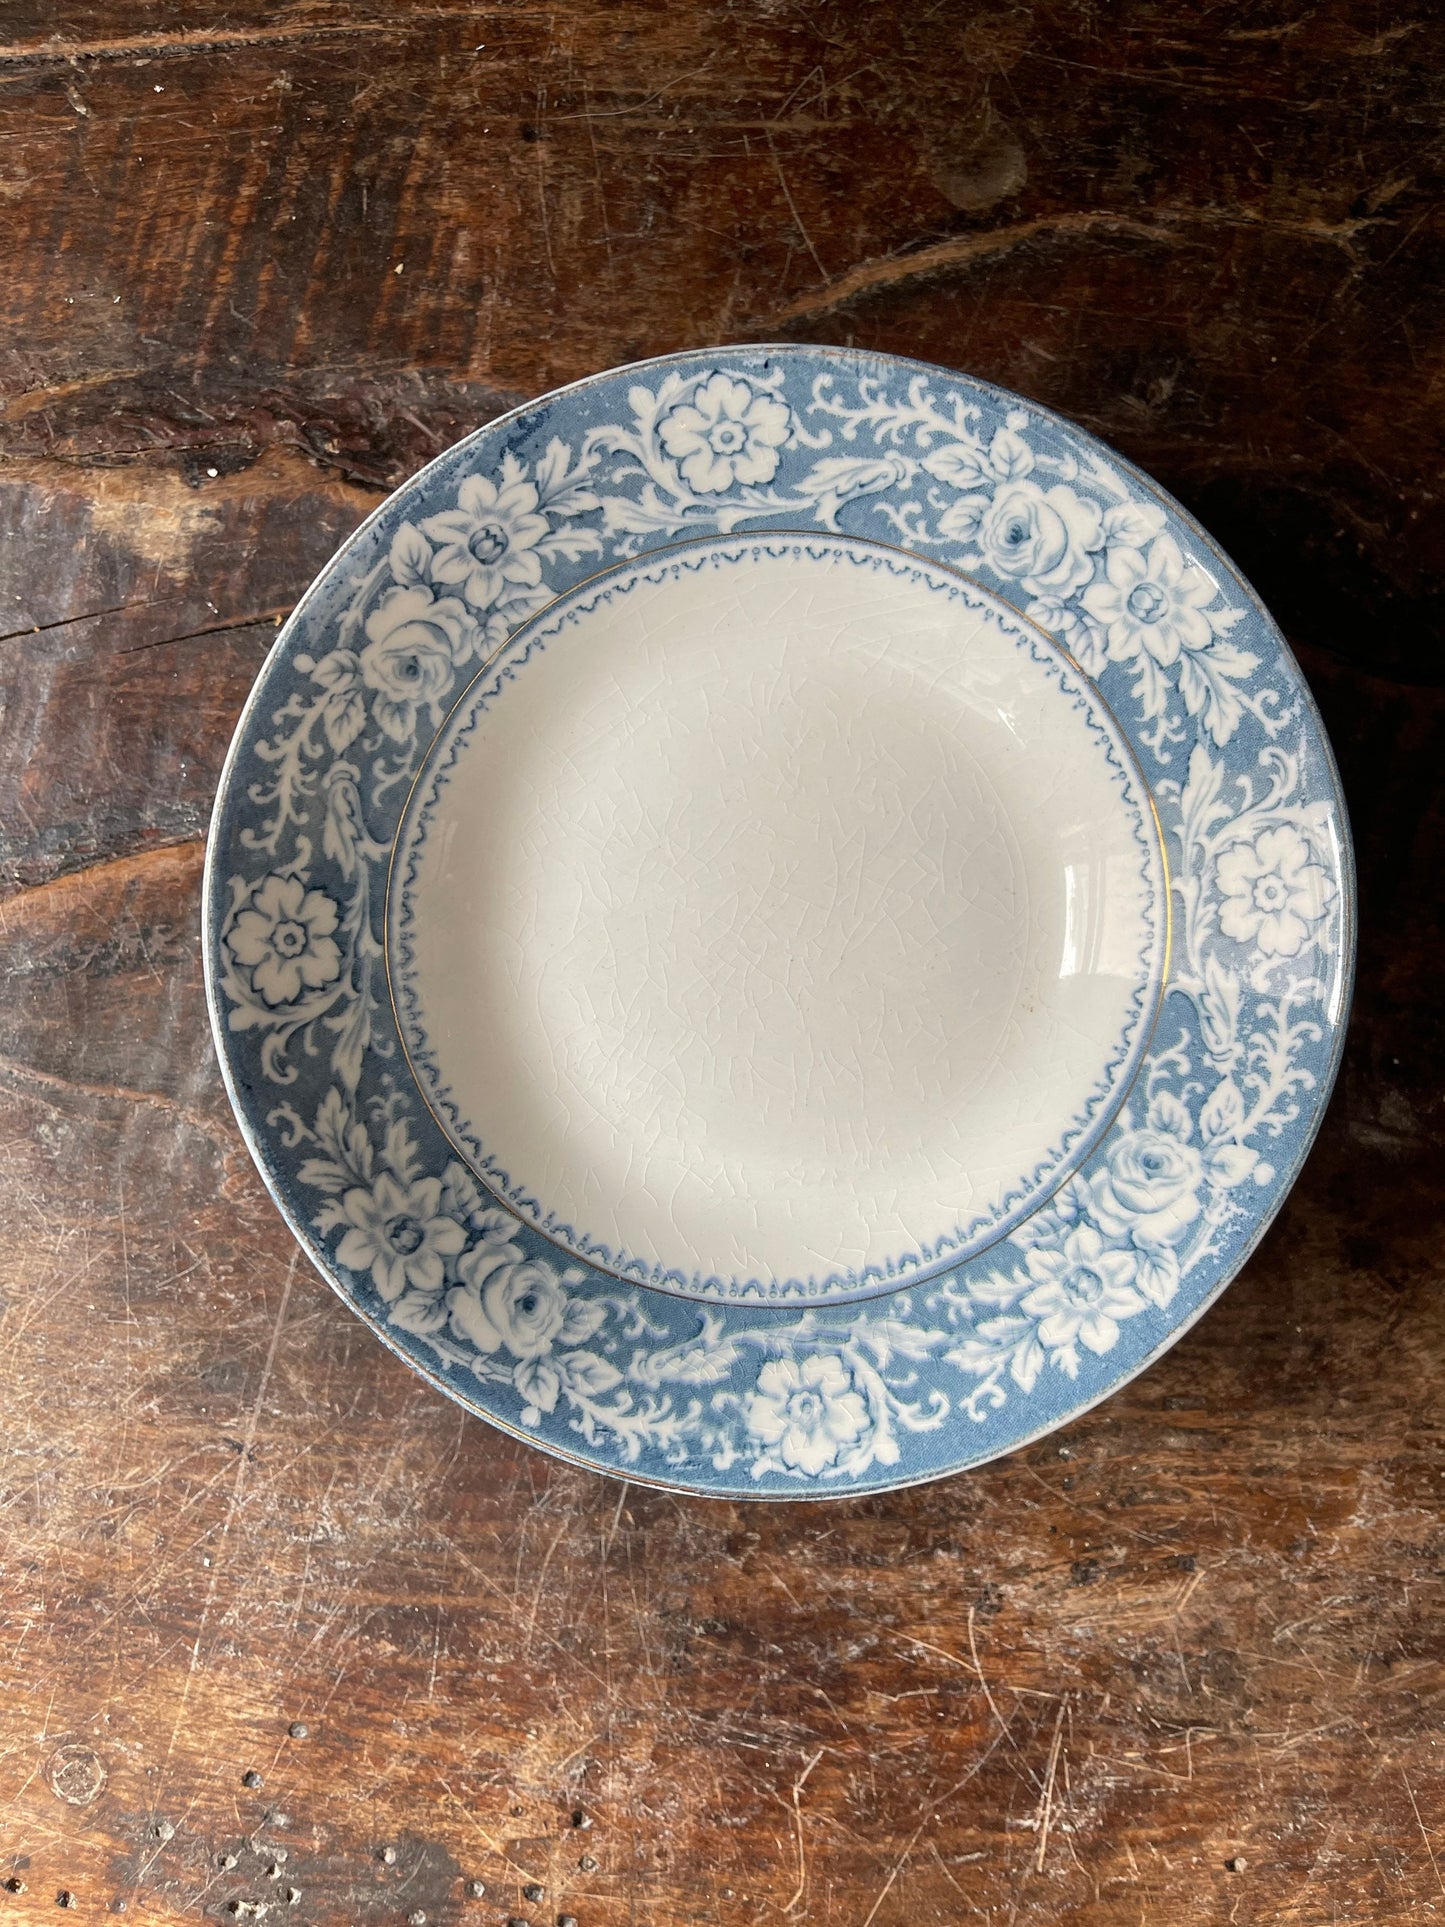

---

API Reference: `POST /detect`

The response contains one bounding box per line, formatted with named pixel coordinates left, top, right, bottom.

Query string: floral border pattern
left=206, top=347, right=1351, bottom=1495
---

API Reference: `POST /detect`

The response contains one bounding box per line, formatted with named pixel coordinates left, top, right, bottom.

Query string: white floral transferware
left=204, top=346, right=1353, bottom=1496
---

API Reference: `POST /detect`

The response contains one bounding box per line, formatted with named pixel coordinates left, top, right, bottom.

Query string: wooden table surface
left=2, top=4, right=1443, bottom=1922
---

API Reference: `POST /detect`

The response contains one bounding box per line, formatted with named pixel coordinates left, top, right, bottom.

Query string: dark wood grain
left=2, top=3, right=1443, bottom=1923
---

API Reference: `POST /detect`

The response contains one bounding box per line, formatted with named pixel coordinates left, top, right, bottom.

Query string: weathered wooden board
left=2, top=3, right=1443, bottom=1922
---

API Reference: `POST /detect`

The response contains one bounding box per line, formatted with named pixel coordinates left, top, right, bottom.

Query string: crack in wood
left=0, top=12, right=485, bottom=70
left=761, top=206, right=1377, bottom=328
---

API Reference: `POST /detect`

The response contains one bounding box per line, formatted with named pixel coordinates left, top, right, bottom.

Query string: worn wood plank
left=0, top=454, right=377, bottom=892
left=1, top=0, right=1442, bottom=683
left=0, top=2, right=1442, bottom=1922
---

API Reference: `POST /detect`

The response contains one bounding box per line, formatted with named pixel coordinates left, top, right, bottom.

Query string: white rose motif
left=1081, top=533, right=1215, bottom=667
left=972, top=479, right=1102, bottom=597
left=226, top=873, right=342, bottom=1007
left=360, top=587, right=474, bottom=741
left=1019, top=1226, right=1147, bottom=1357
left=743, top=1353, right=870, bottom=1476
left=446, top=1248, right=597, bottom=1363
left=658, top=374, right=791, bottom=493
left=421, top=472, right=550, bottom=612
left=334, top=1172, right=466, bottom=1302
left=1216, top=825, right=1336, bottom=958
left=481, top=1260, right=570, bottom=1358
left=1092, top=1127, right=1204, bottom=1249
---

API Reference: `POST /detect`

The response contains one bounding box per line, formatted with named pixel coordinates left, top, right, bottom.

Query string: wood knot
left=46, top=1745, right=108, bottom=1808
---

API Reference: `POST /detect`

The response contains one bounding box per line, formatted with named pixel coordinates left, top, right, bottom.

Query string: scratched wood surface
left=2, top=3, right=1444, bottom=1922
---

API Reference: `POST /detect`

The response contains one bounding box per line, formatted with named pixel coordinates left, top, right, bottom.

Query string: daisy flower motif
left=1019, top=1226, right=1147, bottom=1358
left=226, top=874, right=342, bottom=1008
left=1082, top=533, right=1216, bottom=667
left=334, top=1172, right=466, bottom=1303
left=1216, top=824, right=1336, bottom=958
left=742, top=1352, right=871, bottom=1476
left=658, top=374, right=791, bottom=493
left=421, top=471, right=550, bottom=611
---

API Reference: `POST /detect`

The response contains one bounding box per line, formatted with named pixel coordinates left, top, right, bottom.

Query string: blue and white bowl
left=204, top=345, right=1354, bottom=1497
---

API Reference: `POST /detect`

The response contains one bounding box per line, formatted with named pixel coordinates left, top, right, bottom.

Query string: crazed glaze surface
left=205, top=345, right=1352, bottom=1495
left=389, top=534, right=1167, bottom=1303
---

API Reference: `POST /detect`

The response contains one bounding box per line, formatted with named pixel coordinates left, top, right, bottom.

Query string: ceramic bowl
left=205, top=345, right=1353, bottom=1496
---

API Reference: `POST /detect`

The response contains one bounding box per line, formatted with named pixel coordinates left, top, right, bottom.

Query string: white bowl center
left=389, top=535, right=1167, bottom=1302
